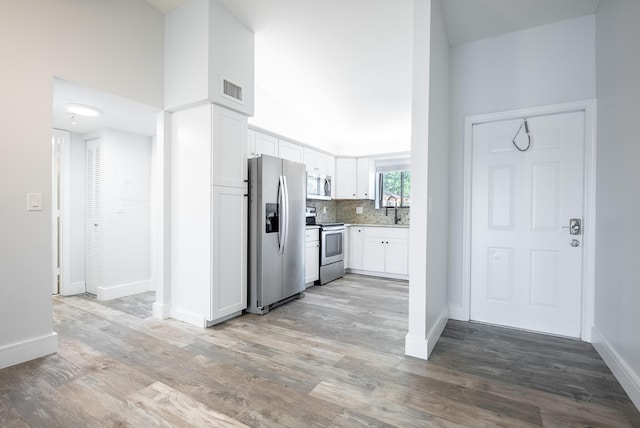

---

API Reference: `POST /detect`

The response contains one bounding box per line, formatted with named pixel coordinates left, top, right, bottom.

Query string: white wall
left=99, top=129, right=152, bottom=299
left=406, top=0, right=449, bottom=360
left=69, top=133, right=86, bottom=291
left=425, top=0, right=450, bottom=348
left=593, top=0, right=640, bottom=409
left=406, top=0, right=431, bottom=360
left=0, top=0, right=163, bottom=369
left=447, top=16, right=596, bottom=317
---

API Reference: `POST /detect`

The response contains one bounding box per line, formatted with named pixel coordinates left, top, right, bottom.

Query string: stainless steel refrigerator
left=247, top=155, right=306, bottom=314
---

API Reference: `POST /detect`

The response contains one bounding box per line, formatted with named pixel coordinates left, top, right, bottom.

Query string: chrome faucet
left=385, top=196, right=400, bottom=224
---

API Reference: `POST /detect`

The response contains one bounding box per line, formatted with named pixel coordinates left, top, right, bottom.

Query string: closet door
left=85, top=139, right=103, bottom=295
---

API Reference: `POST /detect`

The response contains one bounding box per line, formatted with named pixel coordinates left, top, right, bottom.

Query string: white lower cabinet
left=211, top=186, right=248, bottom=320
left=349, top=226, right=365, bottom=270
left=348, top=226, right=408, bottom=278
left=305, top=228, right=320, bottom=285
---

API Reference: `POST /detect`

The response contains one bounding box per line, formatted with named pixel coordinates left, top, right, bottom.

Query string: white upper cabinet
left=356, top=157, right=375, bottom=200
left=336, top=158, right=357, bottom=198
left=303, top=147, right=334, bottom=177
left=211, top=105, right=248, bottom=188
left=165, top=0, right=254, bottom=116
left=278, top=140, right=304, bottom=163
left=335, top=157, right=374, bottom=199
left=248, top=130, right=278, bottom=158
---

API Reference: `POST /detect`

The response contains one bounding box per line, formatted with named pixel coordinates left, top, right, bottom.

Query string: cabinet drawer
left=363, top=227, right=408, bottom=239
left=305, top=228, right=320, bottom=242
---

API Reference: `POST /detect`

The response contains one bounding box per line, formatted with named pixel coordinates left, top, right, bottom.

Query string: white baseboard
left=97, top=280, right=152, bottom=301
left=62, top=281, right=86, bottom=296
left=0, top=332, right=58, bottom=370
left=426, top=307, right=449, bottom=357
left=348, top=269, right=409, bottom=281
left=171, top=307, right=207, bottom=328
left=152, top=302, right=171, bottom=320
left=405, top=308, right=449, bottom=360
left=448, top=303, right=468, bottom=321
left=405, top=332, right=428, bottom=359
left=591, top=326, right=640, bottom=410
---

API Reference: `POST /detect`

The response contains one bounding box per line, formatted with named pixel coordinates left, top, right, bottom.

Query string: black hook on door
left=512, top=118, right=532, bottom=152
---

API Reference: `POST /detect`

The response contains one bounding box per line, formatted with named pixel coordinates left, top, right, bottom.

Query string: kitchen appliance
left=318, top=222, right=345, bottom=284
left=307, top=173, right=332, bottom=200
left=247, top=155, right=307, bottom=314
left=305, top=206, right=317, bottom=225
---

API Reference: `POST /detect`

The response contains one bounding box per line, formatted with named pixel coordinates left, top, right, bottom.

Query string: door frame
left=52, top=129, right=71, bottom=295
left=460, top=99, right=597, bottom=342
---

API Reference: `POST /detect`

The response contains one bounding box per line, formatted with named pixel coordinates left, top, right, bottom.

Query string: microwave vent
left=223, top=79, right=243, bottom=103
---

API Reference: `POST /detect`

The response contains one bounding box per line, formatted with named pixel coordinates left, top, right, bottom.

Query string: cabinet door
left=336, top=158, right=357, bottom=199
left=254, top=132, right=278, bottom=157
left=211, top=186, right=248, bottom=321
left=315, top=152, right=331, bottom=176
left=362, top=237, right=386, bottom=272
left=303, top=148, right=316, bottom=172
left=385, top=238, right=409, bottom=275
left=279, top=140, right=303, bottom=163
left=247, top=129, right=256, bottom=158
left=357, top=157, right=375, bottom=200
left=305, top=240, right=320, bottom=284
left=211, top=105, right=248, bottom=188
left=349, top=227, right=364, bottom=270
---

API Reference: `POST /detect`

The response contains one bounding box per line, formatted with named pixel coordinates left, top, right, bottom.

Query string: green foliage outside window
left=379, top=170, right=410, bottom=207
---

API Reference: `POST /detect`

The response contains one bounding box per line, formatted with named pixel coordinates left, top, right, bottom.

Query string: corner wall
left=593, top=0, right=640, bottom=409
left=0, top=0, right=163, bottom=369
left=406, top=0, right=449, bottom=360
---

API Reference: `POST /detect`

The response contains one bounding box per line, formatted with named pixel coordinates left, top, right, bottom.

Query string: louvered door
left=86, top=139, right=103, bottom=295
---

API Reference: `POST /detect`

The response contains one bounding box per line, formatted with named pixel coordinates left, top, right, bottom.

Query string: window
left=377, top=169, right=411, bottom=208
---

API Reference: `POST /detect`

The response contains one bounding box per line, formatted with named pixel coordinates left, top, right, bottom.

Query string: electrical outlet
left=323, top=206, right=327, bottom=214
left=356, top=206, right=363, bottom=214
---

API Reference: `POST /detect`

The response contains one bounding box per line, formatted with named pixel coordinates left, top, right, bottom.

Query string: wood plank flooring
left=1, top=274, right=638, bottom=427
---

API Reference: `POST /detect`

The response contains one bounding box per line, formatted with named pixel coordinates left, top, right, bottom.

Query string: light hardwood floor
left=1, top=274, right=638, bottom=427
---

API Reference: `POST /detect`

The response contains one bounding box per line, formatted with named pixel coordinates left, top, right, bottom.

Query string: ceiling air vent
left=222, top=79, right=243, bottom=103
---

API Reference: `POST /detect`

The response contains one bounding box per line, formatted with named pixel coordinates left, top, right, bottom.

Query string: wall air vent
left=222, top=79, right=244, bottom=103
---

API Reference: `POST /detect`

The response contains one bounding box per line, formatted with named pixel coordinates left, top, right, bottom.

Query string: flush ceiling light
left=66, top=103, right=102, bottom=117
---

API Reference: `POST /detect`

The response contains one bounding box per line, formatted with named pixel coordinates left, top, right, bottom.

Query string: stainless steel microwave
left=307, top=173, right=331, bottom=200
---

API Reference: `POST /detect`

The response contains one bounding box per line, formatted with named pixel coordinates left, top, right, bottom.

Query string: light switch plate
left=27, top=193, right=42, bottom=211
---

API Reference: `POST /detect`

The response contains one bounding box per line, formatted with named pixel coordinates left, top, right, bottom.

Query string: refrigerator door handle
left=278, top=175, right=285, bottom=254
left=281, top=175, right=289, bottom=254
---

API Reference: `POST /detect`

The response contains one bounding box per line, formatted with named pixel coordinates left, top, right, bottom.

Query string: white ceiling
left=52, top=79, right=159, bottom=136
left=441, top=0, right=599, bottom=46
left=53, top=0, right=600, bottom=154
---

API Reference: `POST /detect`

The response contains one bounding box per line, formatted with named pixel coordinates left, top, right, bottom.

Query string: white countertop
left=345, top=223, right=410, bottom=228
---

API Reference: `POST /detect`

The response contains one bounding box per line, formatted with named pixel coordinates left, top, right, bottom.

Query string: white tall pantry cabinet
left=171, top=104, right=248, bottom=327
left=165, top=0, right=254, bottom=327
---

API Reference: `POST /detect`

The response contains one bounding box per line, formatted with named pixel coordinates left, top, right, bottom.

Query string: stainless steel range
left=317, top=222, right=345, bottom=285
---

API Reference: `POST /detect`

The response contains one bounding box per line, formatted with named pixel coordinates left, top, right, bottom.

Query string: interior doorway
left=51, top=78, right=162, bottom=302
left=462, top=100, right=597, bottom=341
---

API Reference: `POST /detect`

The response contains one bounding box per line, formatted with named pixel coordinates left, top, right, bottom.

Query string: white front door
left=470, top=111, right=585, bottom=337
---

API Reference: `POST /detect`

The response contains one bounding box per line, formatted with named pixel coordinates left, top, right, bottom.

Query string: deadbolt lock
left=562, top=218, right=582, bottom=235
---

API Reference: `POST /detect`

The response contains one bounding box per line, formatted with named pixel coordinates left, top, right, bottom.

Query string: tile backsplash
left=306, top=199, right=410, bottom=225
